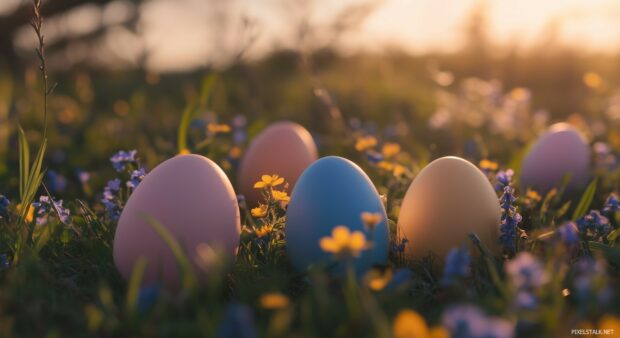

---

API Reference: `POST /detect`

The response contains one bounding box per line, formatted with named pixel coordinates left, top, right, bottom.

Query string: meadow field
left=1, top=1, right=620, bottom=337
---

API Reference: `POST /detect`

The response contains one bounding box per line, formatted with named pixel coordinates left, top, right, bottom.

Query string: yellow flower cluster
left=479, top=159, right=498, bottom=171
left=355, top=135, right=378, bottom=152
left=319, top=226, right=368, bottom=260
left=254, top=174, right=284, bottom=189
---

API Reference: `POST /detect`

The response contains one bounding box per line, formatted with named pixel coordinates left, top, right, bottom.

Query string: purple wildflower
left=505, top=253, right=549, bottom=312
left=499, top=186, right=522, bottom=253
left=110, top=150, right=138, bottom=172
left=102, top=178, right=122, bottom=222
left=33, top=195, right=71, bottom=226
left=77, top=170, right=91, bottom=184
left=576, top=210, right=611, bottom=242
left=505, top=252, right=549, bottom=290
left=495, top=169, right=514, bottom=190
left=555, top=222, right=579, bottom=247
left=442, top=304, right=514, bottom=338
left=602, top=193, right=620, bottom=215
left=127, top=168, right=146, bottom=189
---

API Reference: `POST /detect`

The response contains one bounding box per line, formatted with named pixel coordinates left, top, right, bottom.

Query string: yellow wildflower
left=382, top=142, right=401, bottom=158
left=207, top=123, right=231, bottom=134
left=599, top=315, right=620, bottom=334
left=525, top=189, right=542, bottom=203
left=319, top=226, right=367, bottom=259
left=251, top=204, right=268, bottom=218
left=179, top=148, right=191, bottom=155
left=259, top=292, right=290, bottom=309
left=392, top=164, right=407, bottom=177
left=364, top=268, right=392, bottom=291
left=479, top=159, right=498, bottom=171
left=17, top=203, right=35, bottom=224
left=361, top=212, right=383, bottom=231
left=355, top=135, right=377, bottom=152
left=229, top=146, right=242, bottom=159
left=271, top=190, right=290, bottom=205
left=583, top=72, right=603, bottom=89
left=254, top=175, right=284, bottom=189
left=393, top=309, right=429, bottom=338
left=254, top=224, right=274, bottom=238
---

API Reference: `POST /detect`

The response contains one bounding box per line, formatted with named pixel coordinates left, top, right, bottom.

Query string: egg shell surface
left=520, top=122, right=590, bottom=191
left=238, top=121, right=318, bottom=207
left=113, top=154, right=241, bottom=289
left=398, top=156, right=501, bottom=261
left=285, top=156, right=389, bottom=275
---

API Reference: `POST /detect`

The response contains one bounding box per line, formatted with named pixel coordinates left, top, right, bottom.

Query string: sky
left=5, top=0, right=620, bottom=72
left=140, top=0, right=620, bottom=71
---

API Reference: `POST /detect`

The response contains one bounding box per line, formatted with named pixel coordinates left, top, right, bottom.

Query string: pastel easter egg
left=520, top=122, right=590, bottom=191
left=238, top=121, right=318, bottom=207
left=285, top=156, right=389, bottom=275
left=113, top=154, right=240, bottom=289
left=398, top=156, right=500, bottom=261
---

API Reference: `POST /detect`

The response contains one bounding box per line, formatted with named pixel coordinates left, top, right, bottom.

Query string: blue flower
left=216, top=303, right=257, bottom=338
left=102, top=179, right=122, bottom=221
left=365, top=151, right=384, bottom=164
left=46, top=170, right=68, bottom=193
left=442, top=304, right=514, bottom=338
left=573, top=257, right=613, bottom=309
left=110, top=150, right=138, bottom=172
left=392, top=238, right=409, bottom=253
left=602, top=193, right=620, bottom=215
left=499, top=186, right=521, bottom=253
left=0, top=254, right=10, bottom=270
left=576, top=210, right=611, bottom=242
left=138, top=283, right=161, bottom=312
left=127, top=168, right=146, bottom=189
left=0, top=195, right=9, bottom=215
left=505, top=252, right=548, bottom=290
left=555, top=222, right=579, bottom=247
left=441, top=246, right=471, bottom=286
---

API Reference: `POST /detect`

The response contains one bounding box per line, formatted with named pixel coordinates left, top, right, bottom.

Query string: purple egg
left=520, top=123, right=591, bottom=191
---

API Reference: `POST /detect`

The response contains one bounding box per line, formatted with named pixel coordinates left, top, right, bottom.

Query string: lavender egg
left=113, top=154, right=240, bottom=289
left=238, top=121, right=318, bottom=208
left=520, top=123, right=590, bottom=191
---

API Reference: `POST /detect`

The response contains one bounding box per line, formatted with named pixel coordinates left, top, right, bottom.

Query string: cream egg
left=398, top=156, right=500, bottom=261
left=238, top=121, right=318, bottom=207
left=113, top=154, right=240, bottom=289
left=520, top=122, right=590, bottom=191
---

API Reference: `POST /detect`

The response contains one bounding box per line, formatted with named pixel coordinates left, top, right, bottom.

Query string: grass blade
left=572, top=178, right=597, bottom=220
left=177, top=74, right=217, bottom=153
left=17, top=126, right=30, bottom=200
left=126, top=256, right=148, bottom=314
left=142, top=214, right=197, bottom=290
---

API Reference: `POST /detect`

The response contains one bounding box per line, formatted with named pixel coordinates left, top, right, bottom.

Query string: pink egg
left=113, top=154, right=240, bottom=289
left=520, top=123, right=591, bottom=191
left=238, top=121, right=318, bottom=207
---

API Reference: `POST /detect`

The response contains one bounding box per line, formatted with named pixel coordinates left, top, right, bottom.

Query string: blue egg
left=285, top=156, right=389, bottom=275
